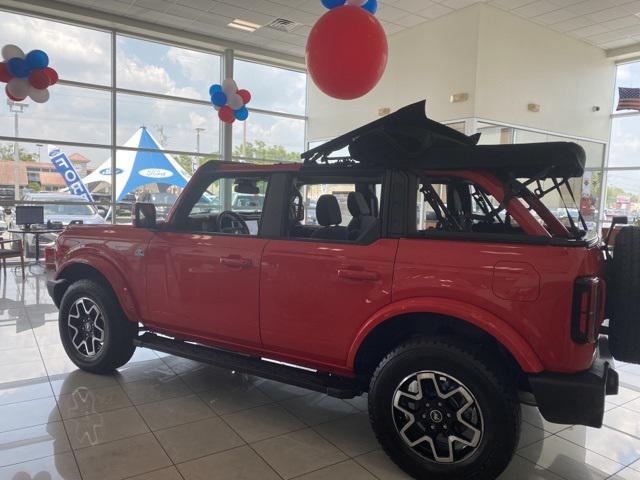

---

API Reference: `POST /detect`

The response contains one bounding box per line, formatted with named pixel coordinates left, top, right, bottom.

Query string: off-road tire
left=368, top=336, right=521, bottom=480
left=58, top=279, right=137, bottom=373
left=609, top=226, right=640, bottom=363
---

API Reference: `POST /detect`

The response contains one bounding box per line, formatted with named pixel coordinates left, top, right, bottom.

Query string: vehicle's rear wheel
left=368, top=336, right=520, bottom=480
left=58, top=279, right=137, bottom=373
left=609, top=226, right=640, bottom=364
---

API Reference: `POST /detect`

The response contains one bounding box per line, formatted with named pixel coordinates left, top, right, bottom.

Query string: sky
left=0, top=10, right=307, bottom=173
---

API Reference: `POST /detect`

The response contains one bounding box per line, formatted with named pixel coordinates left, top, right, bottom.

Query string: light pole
left=36, top=143, right=43, bottom=162
left=194, top=127, right=205, bottom=173
left=8, top=100, right=28, bottom=201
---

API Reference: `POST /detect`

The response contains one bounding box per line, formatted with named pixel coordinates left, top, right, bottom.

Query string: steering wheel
left=218, top=211, right=250, bottom=235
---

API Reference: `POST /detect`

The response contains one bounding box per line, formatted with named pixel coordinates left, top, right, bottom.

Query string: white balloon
left=2, top=44, right=24, bottom=61
left=29, top=87, right=49, bottom=103
left=7, top=78, right=29, bottom=98
left=227, top=93, right=244, bottom=110
left=346, top=0, right=366, bottom=5
left=214, top=104, right=221, bottom=111
left=222, top=78, right=237, bottom=95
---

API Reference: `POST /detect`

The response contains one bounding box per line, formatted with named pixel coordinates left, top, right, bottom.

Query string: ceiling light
left=228, top=19, right=261, bottom=32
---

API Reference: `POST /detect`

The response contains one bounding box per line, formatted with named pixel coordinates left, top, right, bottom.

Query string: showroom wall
left=475, top=6, right=614, bottom=142
left=307, top=3, right=616, bottom=143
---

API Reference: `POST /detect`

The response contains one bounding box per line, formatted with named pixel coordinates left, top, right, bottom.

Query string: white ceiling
left=41, top=0, right=640, bottom=57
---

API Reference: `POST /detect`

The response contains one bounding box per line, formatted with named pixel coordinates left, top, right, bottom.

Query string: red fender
left=56, top=253, right=142, bottom=324
left=347, top=297, right=544, bottom=373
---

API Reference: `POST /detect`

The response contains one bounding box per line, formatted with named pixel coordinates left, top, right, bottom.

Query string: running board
left=134, top=332, right=361, bottom=399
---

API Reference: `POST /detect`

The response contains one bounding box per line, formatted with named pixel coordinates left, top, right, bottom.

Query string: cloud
left=166, top=47, right=219, bottom=85
left=0, top=11, right=111, bottom=84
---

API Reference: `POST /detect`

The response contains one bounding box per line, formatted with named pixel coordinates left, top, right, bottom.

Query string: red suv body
left=48, top=102, right=627, bottom=480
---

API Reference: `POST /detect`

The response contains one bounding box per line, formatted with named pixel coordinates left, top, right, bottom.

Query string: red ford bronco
left=48, top=101, right=638, bottom=480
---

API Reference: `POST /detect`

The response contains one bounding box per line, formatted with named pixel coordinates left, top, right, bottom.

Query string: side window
left=288, top=178, right=382, bottom=242
left=416, top=179, right=521, bottom=234
left=182, top=176, right=269, bottom=236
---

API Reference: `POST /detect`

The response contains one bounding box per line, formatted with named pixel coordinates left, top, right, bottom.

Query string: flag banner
left=617, top=87, right=640, bottom=111
left=48, top=145, right=94, bottom=202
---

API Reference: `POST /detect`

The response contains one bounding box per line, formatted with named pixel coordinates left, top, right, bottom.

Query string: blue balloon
left=362, top=0, right=377, bottom=14
left=321, top=0, right=345, bottom=9
left=234, top=106, right=249, bottom=121
left=209, top=84, right=222, bottom=96
left=211, top=91, right=227, bottom=106
left=7, top=57, right=28, bottom=78
left=25, top=50, right=49, bottom=70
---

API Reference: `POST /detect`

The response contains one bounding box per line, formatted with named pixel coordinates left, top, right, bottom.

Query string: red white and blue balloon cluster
left=209, top=78, right=251, bottom=124
left=322, top=0, right=377, bottom=14
left=0, top=45, right=58, bottom=103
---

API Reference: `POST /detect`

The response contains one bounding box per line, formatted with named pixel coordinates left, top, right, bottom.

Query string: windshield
left=149, top=193, right=177, bottom=204
left=43, top=203, right=96, bottom=216
left=232, top=195, right=264, bottom=210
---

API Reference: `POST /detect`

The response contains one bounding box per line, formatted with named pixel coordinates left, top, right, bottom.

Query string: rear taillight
left=571, top=277, right=603, bottom=344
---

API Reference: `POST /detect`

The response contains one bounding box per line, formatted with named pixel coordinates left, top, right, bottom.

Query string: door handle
left=219, top=256, right=252, bottom=268
left=338, top=268, right=380, bottom=281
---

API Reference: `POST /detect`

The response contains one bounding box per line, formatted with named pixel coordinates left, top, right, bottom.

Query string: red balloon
left=306, top=6, right=388, bottom=100
left=0, top=62, right=11, bottom=83
left=43, top=67, right=58, bottom=85
left=218, top=105, right=236, bottom=124
left=5, top=84, right=25, bottom=101
left=237, top=89, right=251, bottom=105
left=28, top=69, right=50, bottom=89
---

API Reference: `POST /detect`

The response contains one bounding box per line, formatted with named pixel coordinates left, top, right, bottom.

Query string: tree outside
left=234, top=141, right=300, bottom=162
left=0, top=144, right=35, bottom=162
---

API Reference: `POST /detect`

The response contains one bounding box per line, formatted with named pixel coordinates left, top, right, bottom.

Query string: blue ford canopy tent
left=83, top=127, right=192, bottom=201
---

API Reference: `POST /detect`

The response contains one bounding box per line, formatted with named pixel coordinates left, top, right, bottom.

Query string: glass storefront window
left=609, top=115, right=640, bottom=168
left=603, top=170, right=640, bottom=226
left=234, top=59, right=306, bottom=116
left=0, top=11, right=112, bottom=85
left=0, top=85, right=111, bottom=145
left=232, top=112, right=305, bottom=162
left=117, top=35, right=221, bottom=101
left=0, top=10, right=307, bottom=229
left=116, top=94, right=220, bottom=155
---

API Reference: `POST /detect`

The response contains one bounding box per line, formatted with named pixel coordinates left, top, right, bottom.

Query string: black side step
left=134, top=332, right=361, bottom=399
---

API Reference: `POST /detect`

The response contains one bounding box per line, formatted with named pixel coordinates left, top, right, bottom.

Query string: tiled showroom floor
left=2, top=270, right=640, bottom=480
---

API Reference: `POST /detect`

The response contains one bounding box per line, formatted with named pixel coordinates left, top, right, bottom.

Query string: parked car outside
left=10, top=192, right=105, bottom=257
left=0, top=206, right=6, bottom=232
left=138, top=191, right=178, bottom=220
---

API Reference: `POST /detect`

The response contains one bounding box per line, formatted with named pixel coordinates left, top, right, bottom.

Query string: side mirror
left=134, top=202, right=157, bottom=229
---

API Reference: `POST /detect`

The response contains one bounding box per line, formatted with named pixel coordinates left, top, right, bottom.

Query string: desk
left=8, top=228, right=64, bottom=265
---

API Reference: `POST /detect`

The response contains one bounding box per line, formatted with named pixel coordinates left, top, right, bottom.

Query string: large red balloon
left=306, top=6, right=388, bottom=100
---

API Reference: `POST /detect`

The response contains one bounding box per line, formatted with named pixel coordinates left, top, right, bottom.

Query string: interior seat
left=311, top=194, right=348, bottom=240
left=347, top=191, right=378, bottom=241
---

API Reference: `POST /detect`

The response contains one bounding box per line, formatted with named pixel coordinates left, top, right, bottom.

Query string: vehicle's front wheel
left=368, top=336, right=520, bottom=480
left=59, top=279, right=137, bottom=373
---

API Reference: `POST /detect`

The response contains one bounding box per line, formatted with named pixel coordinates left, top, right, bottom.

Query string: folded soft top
left=302, top=100, right=586, bottom=179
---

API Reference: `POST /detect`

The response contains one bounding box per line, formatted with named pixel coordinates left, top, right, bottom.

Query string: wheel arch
left=54, top=258, right=141, bottom=323
left=348, top=298, right=543, bottom=380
